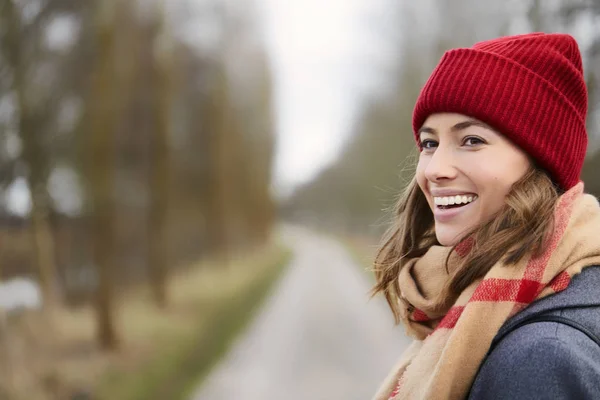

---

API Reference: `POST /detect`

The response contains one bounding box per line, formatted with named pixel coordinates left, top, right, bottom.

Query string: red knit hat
left=412, top=32, right=588, bottom=191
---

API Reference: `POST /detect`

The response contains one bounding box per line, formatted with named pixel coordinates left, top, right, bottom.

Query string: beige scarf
left=373, top=183, right=600, bottom=400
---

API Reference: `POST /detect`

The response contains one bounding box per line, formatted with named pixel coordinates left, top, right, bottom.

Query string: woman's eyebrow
left=450, top=119, right=491, bottom=132
left=418, top=119, right=491, bottom=137
left=418, top=126, right=437, bottom=135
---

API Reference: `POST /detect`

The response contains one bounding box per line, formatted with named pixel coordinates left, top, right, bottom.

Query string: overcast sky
left=259, top=0, right=396, bottom=197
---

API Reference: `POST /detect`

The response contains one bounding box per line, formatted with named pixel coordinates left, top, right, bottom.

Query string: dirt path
left=190, top=226, right=411, bottom=400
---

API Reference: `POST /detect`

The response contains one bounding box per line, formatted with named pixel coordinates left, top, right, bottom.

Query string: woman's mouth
left=432, top=195, right=478, bottom=222
left=434, top=195, right=478, bottom=210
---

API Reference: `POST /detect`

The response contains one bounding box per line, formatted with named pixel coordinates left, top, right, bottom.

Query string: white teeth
left=434, top=195, right=477, bottom=207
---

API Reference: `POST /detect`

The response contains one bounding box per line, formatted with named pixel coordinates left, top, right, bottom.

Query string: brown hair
left=371, top=167, right=560, bottom=323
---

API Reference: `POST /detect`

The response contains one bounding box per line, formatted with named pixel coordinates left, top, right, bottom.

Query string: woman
left=371, top=32, right=600, bottom=400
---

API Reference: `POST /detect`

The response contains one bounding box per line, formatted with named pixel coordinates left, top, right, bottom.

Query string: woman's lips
left=433, top=198, right=477, bottom=222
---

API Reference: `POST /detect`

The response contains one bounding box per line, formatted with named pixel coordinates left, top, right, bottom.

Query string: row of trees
left=0, top=0, right=275, bottom=350
left=285, top=0, right=600, bottom=236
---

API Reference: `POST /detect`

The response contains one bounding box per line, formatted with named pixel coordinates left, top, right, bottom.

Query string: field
left=0, top=244, right=291, bottom=400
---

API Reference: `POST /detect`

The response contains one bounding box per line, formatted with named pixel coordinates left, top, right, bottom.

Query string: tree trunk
left=88, top=0, right=120, bottom=350
left=4, top=0, right=60, bottom=311
left=148, top=2, right=171, bottom=308
left=205, top=65, right=232, bottom=264
left=29, top=189, right=60, bottom=307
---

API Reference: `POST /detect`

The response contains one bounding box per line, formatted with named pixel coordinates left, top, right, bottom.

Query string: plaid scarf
left=373, top=183, right=600, bottom=400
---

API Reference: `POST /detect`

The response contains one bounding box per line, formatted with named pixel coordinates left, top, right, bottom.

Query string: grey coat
left=468, top=265, right=600, bottom=399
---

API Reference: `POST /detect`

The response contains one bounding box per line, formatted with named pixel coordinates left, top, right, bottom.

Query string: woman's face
left=416, top=113, right=531, bottom=246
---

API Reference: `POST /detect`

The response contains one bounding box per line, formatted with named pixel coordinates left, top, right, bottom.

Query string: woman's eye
left=463, top=136, right=485, bottom=146
left=421, top=139, right=438, bottom=149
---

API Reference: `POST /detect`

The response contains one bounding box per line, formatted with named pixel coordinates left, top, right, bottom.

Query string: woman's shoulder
left=469, top=321, right=600, bottom=399
left=468, top=266, right=600, bottom=399
left=496, top=265, right=600, bottom=340
left=491, top=315, right=600, bottom=360
left=491, top=264, right=600, bottom=364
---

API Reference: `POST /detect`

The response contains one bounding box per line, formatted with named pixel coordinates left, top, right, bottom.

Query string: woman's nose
left=424, top=146, right=458, bottom=182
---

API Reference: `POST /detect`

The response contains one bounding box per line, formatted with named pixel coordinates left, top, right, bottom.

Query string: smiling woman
left=416, top=113, right=531, bottom=246
left=370, top=33, right=600, bottom=400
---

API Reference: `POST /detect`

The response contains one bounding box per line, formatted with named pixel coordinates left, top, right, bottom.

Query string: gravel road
left=191, top=226, right=411, bottom=400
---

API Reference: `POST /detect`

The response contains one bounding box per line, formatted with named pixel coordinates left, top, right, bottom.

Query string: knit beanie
left=412, top=32, right=588, bottom=191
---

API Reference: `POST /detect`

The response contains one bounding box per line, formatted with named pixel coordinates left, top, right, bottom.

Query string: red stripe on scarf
left=549, top=271, right=571, bottom=292
left=523, top=186, right=579, bottom=281
left=468, top=278, right=547, bottom=303
left=436, top=306, right=465, bottom=330
left=511, top=184, right=581, bottom=313
left=471, top=278, right=521, bottom=301
left=455, top=237, right=475, bottom=258
left=515, top=279, right=543, bottom=303
left=412, top=308, right=430, bottom=322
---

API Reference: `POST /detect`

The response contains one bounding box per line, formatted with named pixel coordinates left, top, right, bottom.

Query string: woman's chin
left=436, top=235, right=458, bottom=247
left=435, top=225, right=470, bottom=247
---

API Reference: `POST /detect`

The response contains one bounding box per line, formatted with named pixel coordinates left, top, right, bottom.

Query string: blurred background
left=0, top=0, right=598, bottom=399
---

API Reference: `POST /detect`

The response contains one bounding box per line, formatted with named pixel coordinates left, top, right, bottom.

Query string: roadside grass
left=0, top=243, right=292, bottom=400
left=96, top=243, right=292, bottom=400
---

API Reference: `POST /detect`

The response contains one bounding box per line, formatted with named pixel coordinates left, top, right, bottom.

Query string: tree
left=147, top=0, right=172, bottom=308
left=0, top=0, right=63, bottom=311
left=86, top=0, right=121, bottom=350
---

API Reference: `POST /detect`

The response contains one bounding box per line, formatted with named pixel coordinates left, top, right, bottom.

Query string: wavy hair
left=371, top=167, right=560, bottom=323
